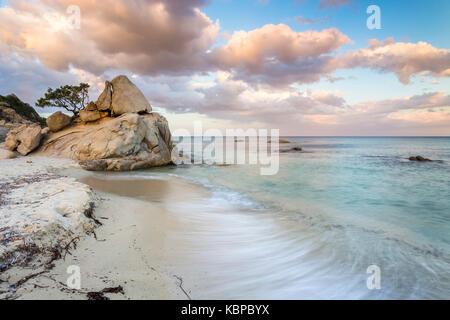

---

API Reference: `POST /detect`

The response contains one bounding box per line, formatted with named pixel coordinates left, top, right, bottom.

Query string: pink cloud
left=0, top=0, right=219, bottom=74
left=340, top=38, right=450, bottom=84
left=210, top=24, right=351, bottom=86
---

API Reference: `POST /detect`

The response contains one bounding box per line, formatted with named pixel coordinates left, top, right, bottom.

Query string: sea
left=123, top=137, right=450, bottom=299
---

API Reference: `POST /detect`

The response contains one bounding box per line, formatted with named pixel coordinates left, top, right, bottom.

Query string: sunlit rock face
left=39, top=76, right=174, bottom=171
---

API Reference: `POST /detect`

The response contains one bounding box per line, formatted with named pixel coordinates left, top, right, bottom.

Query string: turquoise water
left=150, top=137, right=450, bottom=299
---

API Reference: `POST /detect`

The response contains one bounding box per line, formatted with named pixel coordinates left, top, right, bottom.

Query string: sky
left=0, top=0, right=449, bottom=136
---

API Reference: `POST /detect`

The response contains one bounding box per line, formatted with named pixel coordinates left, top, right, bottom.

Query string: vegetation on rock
left=0, top=94, right=45, bottom=125
left=36, top=83, right=90, bottom=116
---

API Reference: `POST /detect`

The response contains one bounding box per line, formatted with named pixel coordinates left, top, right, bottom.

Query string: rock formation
left=40, top=113, right=173, bottom=171
left=1, top=75, right=174, bottom=170
left=409, top=156, right=432, bottom=162
left=110, top=75, right=152, bottom=115
left=96, top=81, right=113, bottom=111
left=0, top=94, right=44, bottom=125
left=38, top=75, right=174, bottom=171
left=46, top=111, right=72, bottom=132
left=0, top=95, right=46, bottom=155
left=4, top=124, right=43, bottom=155
left=79, top=102, right=108, bottom=123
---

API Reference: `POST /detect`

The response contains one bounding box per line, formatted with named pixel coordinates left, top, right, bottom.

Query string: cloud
left=319, top=0, right=350, bottom=9
left=351, top=91, right=450, bottom=115
left=210, top=24, right=351, bottom=86
left=339, top=38, right=450, bottom=84
left=151, top=71, right=349, bottom=125
left=0, top=51, right=80, bottom=104
left=0, top=0, right=219, bottom=75
left=295, top=16, right=329, bottom=25
left=2, top=2, right=449, bottom=89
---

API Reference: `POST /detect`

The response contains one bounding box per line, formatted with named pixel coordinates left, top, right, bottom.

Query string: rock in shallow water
left=409, top=156, right=432, bottom=162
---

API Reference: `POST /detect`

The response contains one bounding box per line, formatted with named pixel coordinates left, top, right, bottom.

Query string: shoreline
left=0, top=155, right=208, bottom=300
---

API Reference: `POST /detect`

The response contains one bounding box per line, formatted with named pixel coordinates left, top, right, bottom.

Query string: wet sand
left=12, top=171, right=369, bottom=300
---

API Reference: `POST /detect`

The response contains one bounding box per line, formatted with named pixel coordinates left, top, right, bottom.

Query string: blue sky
left=203, top=0, right=450, bottom=102
left=204, top=0, right=450, bottom=47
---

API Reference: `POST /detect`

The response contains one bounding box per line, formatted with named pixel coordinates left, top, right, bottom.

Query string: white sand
left=0, top=156, right=96, bottom=261
left=0, top=155, right=206, bottom=299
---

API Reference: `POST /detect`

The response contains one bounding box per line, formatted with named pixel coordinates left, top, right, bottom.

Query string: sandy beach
left=0, top=156, right=209, bottom=300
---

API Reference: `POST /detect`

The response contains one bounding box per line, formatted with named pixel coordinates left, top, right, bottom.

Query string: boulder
left=0, top=103, right=34, bottom=127
left=46, top=111, right=72, bottom=132
left=79, top=102, right=107, bottom=123
left=5, top=124, right=42, bottom=155
left=268, top=139, right=290, bottom=144
left=39, top=113, right=173, bottom=171
left=409, top=156, right=432, bottom=162
left=41, top=127, right=50, bottom=135
left=96, top=81, right=113, bottom=111
left=110, top=75, right=152, bottom=115
left=0, top=148, right=16, bottom=159
left=291, top=147, right=303, bottom=151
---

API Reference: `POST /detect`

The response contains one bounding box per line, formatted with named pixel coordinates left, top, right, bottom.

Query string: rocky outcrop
left=79, top=102, right=108, bottom=123
left=110, top=75, right=152, bottom=115
left=96, top=81, right=113, bottom=111
left=39, top=113, right=173, bottom=171
left=0, top=94, right=44, bottom=125
left=1, top=95, right=45, bottom=148
left=46, top=111, right=72, bottom=132
left=5, top=124, right=43, bottom=155
left=409, top=156, right=432, bottom=162
left=18, top=75, right=174, bottom=171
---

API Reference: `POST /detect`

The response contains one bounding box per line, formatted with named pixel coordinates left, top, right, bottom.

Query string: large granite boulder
left=110, top=75, right=152, bottom=115
left=39, top=113, right=173, bottom=171
left=5, top=124, right=42, bottom=155
left=96, top=81, right=113, bottom=111
left=46, top=111, right=72, bottom=132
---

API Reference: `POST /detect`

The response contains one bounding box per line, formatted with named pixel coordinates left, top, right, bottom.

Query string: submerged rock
left=46, top=111, right=72, bottom=132
left=269, top=139, right=290, bottom=144
left=5, top=124, right=42, bottom=155
left=110, top=75, right=152, bottom=115
left=409, top=156, right=432, bottom=162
